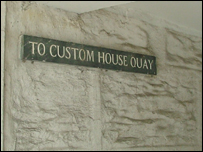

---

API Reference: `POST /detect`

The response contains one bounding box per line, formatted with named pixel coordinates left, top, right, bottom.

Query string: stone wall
left=1, top=1, right=6, bottom=151
left=2, top=1, right=202, bottom=151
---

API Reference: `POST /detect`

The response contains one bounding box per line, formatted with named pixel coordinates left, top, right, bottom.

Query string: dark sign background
left=22, top=35, right=157, bottom=75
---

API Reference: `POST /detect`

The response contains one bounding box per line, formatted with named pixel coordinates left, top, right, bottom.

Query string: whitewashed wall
left=2, top=1, right=202, bottom=151
left=1, top=1, right=6, bottom=151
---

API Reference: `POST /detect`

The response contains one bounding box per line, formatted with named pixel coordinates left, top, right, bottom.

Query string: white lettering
left=72, top=47, right=78, bottom=60
left=65, top=47, right=71, bottom=59
left=37, top=43, right=45, bottom=56
left=79, top=49, right=86, bottom=61
left=143, top=59, right=148, bottom=69
left=29, top=41, right=38, bottom=55
left=123, top=55, right=128, bottom=67
left=118, top=55, right=123, bottom=66
left=148, top=60, right=154, bottom=70
left=130, top=57, right=136, bottom=67
left=57, top=46, right=65, bottom=58
left=49, top=45, right=57, bottom=57
left=112, top=54, right=118, bottom=65
left=98, top=52, right=105, bottom=64
left=87, top=50, right=94, bottom=62
left=105, top=53, right=111, bottom=64
left=137, top=58, right=142, bottom=68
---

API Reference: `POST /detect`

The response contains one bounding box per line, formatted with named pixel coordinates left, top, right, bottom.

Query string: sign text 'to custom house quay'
left=22, top=35, right=157, bottom=75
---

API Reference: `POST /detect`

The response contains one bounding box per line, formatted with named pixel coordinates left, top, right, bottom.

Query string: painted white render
left=1, top=1, right=202, bottom=151
left=1, top=1, right=6, bottom=151
left=36, top=1, right=202, bottom=34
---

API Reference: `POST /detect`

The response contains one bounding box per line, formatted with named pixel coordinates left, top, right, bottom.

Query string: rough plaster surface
left=3, top=1, right=202, bottom=151
left=104, top=4, right=202, bottom=37
left=1, top=1, right=6, bottom=151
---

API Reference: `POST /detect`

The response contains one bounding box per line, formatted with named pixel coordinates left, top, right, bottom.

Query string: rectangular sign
left=22, top=35, right=157, bottom=75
